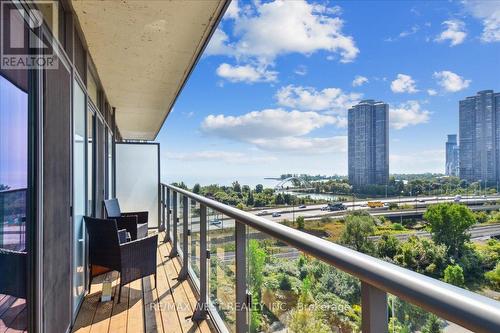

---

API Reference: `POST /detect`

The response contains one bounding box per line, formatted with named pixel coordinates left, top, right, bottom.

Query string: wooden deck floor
left=72, top=235, right=214, bottom=333
left=0, top=294, right=27, bottom=333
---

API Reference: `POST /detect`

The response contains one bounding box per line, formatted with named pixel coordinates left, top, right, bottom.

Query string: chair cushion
left=137, top=223, right=149, bottom=239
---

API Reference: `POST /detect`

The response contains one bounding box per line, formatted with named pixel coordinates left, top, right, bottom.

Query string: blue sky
left=157, top=0, right=500, bottom=186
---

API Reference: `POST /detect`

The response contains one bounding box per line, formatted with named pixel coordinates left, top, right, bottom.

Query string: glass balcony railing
left=0, top=188, right=27, bottom=251
left=160, top=183, right=500, bottom=333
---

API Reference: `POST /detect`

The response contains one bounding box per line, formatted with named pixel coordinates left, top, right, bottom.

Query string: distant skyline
left=157, top=0, right=500, bottom=186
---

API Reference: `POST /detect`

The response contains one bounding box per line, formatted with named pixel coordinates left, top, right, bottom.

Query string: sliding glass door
left=72, top=80, right=86, bottom=312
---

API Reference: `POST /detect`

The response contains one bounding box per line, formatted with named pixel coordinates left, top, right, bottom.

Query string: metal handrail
left=164, top=183, right=500, bottom=333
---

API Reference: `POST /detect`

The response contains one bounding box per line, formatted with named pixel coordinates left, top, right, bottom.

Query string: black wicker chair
left=84, top=216, right=157, bottom=302
left=104, top=198, right=148, bottom=240
left=0, top=248, right=26, bottom=299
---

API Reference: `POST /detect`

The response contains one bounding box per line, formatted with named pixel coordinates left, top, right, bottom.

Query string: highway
left=188, top=195, right=500, bottom=232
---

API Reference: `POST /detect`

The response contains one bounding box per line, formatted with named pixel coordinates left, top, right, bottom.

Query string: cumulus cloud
left=224, top=0, right=240, bottom=20
left=201, top=109, right=341, bottom=140
left=435, top=20, right=467, bottom=46
left=207, top=0, right=358, bottom=65
left=352, top=75, right=368, bottom=87
left=201, top=108, right=346, bottom=154
left=389, top=101, right=431, bottom=129
left=390, top=74, right=418, bottom=93
left=251, top=136, right=347, bottom=154
left=433, top=70, right=471, bottom=92
left=275, top=85, right=361, bottom=113
left=427, top=89, right=437, bottom=96
left=166, top=150, right=276, bottom=164
left=205, top=29, right=234, bottom=56
left=216, top=63, right=277, bottom=83
left=464, top=1, right=500, bottom=42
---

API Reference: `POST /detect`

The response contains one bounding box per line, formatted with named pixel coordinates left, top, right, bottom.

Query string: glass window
left=72, top=81, right=86, bottom=310
left=87, top=111, right=94, bottom=215
left=0, top=19, right=30, bottom=330
left=0, top=75, right=28, bottom=250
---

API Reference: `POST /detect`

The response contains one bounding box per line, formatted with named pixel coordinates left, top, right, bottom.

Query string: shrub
left=443, top=264, right=465, bottom=287
left=392, top=223, right=404, bottom=230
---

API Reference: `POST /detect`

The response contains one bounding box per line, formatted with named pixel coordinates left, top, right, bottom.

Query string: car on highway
left=209, top=219, right=222, bottom=226
left=272, top=212, right=281, bottom=217
left=256, top=211, right=268, bottom=216
left=418, top=199, right=426, bottom=202
left=299, top=205, right=307, bottom=209
left=327, top=203, right=346, bottom=211
left=368, top=201, right=384, bottom=208
left=454, top=195, right=462, bottom=203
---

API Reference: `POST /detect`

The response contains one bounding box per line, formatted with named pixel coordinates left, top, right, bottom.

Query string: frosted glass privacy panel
left=115, top=143, right=159, bottom=228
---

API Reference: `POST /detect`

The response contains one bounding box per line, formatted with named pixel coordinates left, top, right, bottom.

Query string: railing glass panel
left=208, top=208, right=236, bottom=332
left=388, top=294, right=472, bottom=333
left=247, top=226, right=362, bottom=332
left=177, top=193, right=184, bottom=256
left=189, top=198, right=201, bottom=280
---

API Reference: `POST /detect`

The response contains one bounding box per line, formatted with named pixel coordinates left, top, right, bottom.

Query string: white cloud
left=207, top=0, right=359, bottom=63
left=251, top=136, right=347, bottom=154
left=201, top=108, right=341, bottom=141
left=225, top=0, right=240, bottom=20
left=390, top=74, right=418, bottom=93
left=433, top=70, right=471, bottom=92
left=201, top=108, right=346, bottom=153
left=216, top=63, right=277, bottom=83
left=352, top=75, right=368, bottom=87
left=384, top=25, right=419, bottom=42
left=427, top=89, right=437, bottom=96
left=389, top=101, right=431, bottom=129
left=166, top=150, right=276, bottom=164
left=294, top=65, right=307, bottom=76
left=275, top=85, right=361, bottom=113
left=464, top=1, right=500, bottom=42
left=435, top=20, right=467, bottom=46
left=205, top=29, right=234, bottom=56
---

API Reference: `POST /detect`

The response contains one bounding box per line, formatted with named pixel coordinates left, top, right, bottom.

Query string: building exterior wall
left=445, top=134, right=459, bottom=176
left=348, top=100, right=389, bottom=187
left=459, top=90, right=500, bottom=185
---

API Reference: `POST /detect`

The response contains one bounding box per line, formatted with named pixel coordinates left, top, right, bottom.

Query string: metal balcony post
left=361, top=282, right=388, bottom=333
left=193, top=204, right=208, bottom=321
left=164, top=187, right=171, bottom=243
left=178, top=195, right=189, bottom=280
left=169, top=190, right=178, bottom=257
left=160, top=185, right=165, bottom=232
left=235, top=221, right=248, bottom=333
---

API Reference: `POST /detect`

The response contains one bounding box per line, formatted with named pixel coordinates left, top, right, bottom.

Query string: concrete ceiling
left=71, top=0, right=228, bottom=140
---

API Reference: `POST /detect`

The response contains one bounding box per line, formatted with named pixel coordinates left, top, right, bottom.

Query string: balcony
left=71, top=184, right=500, bottom=333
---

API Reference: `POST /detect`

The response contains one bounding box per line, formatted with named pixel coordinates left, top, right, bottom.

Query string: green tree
left=248, top=240, right=266, bottom=332
left=232, top=181, right=241, bottom=193
left=296, top=216, right=305, bottom=230
left=424, top=203, right=476, bottom=257
left=288, top=308, right=331, bottom=333
left=377, top=234, right=400, bottom=259
left=443, top=264, right=465, bottom=287
left=192, top=183, right=200, bottom=194
left=255, top=184, right=264, bottom=193
left=394, top=236, right=447, bottom=277
left=340, top=212, right=376, bottom=254
left=246, top=191, right=254, bottom=206
left=422, top=314, right=443, bottom=333
left=485, top=262, right=500, bottom=291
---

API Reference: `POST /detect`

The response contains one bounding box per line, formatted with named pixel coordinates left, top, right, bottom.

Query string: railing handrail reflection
left=0, top=187, right=27, bottom=194
left=164, top=183, right=500, bottom=333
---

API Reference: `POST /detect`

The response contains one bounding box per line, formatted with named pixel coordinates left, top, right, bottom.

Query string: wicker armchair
left=104, top=198, right=148, bottom=240
left=0, top=248, right=26, bottom=299
left=84, top=216, right=157, bottom=302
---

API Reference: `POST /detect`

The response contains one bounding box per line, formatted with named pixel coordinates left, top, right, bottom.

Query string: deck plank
left=155, top=247, right=183, bottom=333
left=0, top=298, right=26, bottom=333
left=89, top=272, right=118, bottom=333
left=71, top=236, right=214, bottom=333
left=126, top=279, right=145, bottom=333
